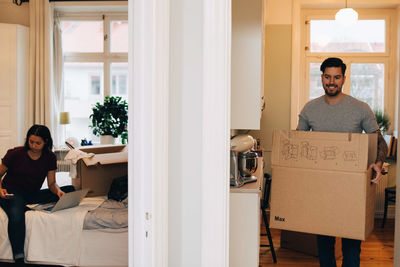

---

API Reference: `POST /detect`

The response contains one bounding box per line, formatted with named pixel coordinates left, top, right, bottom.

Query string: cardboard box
left=72, top=145, right=128, bottom=197
left=270, top=130, right=377, bottom=240
left=280, top=230, right=341, bottom=258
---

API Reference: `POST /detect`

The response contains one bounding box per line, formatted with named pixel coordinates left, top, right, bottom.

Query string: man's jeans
left=317, top=235, right=361, bottom=267
left=0, top=186, right=75, bottom=260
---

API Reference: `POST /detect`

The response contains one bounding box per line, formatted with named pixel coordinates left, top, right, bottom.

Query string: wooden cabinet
left=231, top=0, right=263, bottom=130
left=0, top=23, right=29, bottom=157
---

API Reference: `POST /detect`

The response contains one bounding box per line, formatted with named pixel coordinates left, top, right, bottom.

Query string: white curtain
left=29, top=0, right=51, bottom=125
left=52, top=12, right=65, bottom=147
left=29, top=1, right=64, bottom=147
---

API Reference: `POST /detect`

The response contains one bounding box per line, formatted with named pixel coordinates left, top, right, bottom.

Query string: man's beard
left=324, top=85, right=342, bottom=97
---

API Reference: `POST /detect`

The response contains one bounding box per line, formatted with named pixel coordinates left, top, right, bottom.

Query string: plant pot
left=100, top=135, right=115, bottom=145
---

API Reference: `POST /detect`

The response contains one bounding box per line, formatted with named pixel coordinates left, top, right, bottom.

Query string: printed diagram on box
left=343, top=151, right=358, bottom=161
left=300, top=142, right=317, bottom=160
left=320, top=146, right=339, bottom=160
left=282, top=140, right=298, bottom=160
left=281, top=139, right=359, bottom=163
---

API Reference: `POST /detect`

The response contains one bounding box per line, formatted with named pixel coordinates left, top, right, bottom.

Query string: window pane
left=350, top=63, right=384, bottom=111
left=112, top=76, right=117, bottom=95
left=64, top=62, right=104, bottom=142
left=90, top=75, right=101, bottom=94
left=309, top=62, right=324, bottom=100
left=110, top=20, right=128, bottom=53
left=61, top=21, right=103, bottom=53
left=310, top=20, right=385, bottom=53
left=110, top=63, right=128, bottom=102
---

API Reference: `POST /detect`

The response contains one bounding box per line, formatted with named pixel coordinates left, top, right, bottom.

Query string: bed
left=0, top=172, right=128, bottom=267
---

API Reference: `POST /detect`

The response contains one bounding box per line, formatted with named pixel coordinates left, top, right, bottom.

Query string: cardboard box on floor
left=270, top=130, right=377, bottom=241
left=72, top=145, right=128, bottom=197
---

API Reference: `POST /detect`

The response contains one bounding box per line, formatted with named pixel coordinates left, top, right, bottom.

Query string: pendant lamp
left=335, top=0, right=358, bottom=26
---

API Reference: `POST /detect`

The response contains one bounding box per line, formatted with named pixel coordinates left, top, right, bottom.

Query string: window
left=110, top=62, right=128, bottom=99
left=90, top=75, right=101, bottom=95
left=309, top=20, right=385, bottom=53
left=307, top=61, right=385, bottom=112
left=298, top=9, right=397, bottom=131
left=350, top=63, right=384, bottom=111
left=60, top=13, right=128, bottom=143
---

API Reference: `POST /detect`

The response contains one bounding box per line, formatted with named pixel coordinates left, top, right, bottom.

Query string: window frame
left=59, top=12, right=128, bottom=98
left=303, top=9, right=392, bottom=57
left=58, top=11, right=128, bottom=141
left=293, top=8, right=397, bottom=132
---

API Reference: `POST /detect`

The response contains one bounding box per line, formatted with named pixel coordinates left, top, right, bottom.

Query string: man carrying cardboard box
left=297, top=57, right=388, bottom=267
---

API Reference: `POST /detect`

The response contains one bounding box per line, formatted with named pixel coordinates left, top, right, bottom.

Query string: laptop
left=29, top=188, right=90, bottom=213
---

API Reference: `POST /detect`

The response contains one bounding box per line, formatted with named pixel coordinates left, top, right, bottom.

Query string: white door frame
left=200, top=1, right=231, bottom=265
left=129, top=0, right=170, bottom=266
left=129, top=0, right=231, bottom=266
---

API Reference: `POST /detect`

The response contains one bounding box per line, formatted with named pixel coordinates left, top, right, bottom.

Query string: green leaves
left=89, top=96, right=128, bottom=140
left=374, top=109, right=390, bottom=134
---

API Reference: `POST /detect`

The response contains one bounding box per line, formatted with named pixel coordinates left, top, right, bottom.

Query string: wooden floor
left=259, top=218, right=395, bottom=267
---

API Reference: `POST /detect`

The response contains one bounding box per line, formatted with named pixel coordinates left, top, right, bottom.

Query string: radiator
left=374, top=173, right=388, bottom=218
left=57, top=160, right=71, bottom=172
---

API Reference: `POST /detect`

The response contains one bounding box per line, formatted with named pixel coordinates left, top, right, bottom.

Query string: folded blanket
left=64, top=149, right=95, bottom=164
left=64, top=149, right=95, bottom=178
left=0, top=208, right=13, bottom=260
left=84, top=197, right=128, bottom=230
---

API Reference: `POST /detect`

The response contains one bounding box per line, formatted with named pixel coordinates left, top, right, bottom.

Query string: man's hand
left=369, top=162, right=386, bottom=184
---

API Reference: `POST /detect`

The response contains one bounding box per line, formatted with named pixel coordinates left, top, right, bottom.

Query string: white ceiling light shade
left=335, top=0, right=358, bottom=26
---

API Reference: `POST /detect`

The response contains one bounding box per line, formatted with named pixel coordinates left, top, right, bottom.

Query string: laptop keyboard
left=44, top=205, right=55, bottom=211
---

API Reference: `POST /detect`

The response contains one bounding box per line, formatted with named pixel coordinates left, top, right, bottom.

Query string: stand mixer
left=230, top=134, right=258, bottom=187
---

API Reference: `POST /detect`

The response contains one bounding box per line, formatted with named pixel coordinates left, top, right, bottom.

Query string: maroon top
left=1, top=146, right=57, bottom=192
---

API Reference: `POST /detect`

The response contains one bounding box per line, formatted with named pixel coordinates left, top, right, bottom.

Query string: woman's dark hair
left=24, top=124, right=53, bottom=152
left=320, top=57, right=346, bottom=75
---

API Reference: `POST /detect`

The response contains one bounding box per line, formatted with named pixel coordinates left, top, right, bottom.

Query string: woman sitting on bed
left=0, top=124, right=74, bottom=266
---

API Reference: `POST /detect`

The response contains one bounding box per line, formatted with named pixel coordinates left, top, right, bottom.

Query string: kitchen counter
left=230, top=178, right=262, bottom=194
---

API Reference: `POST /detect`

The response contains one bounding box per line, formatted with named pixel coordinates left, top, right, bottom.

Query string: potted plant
left=89, top=96, right=128, bottom=144
left=374, top=109, right=390, bottom=134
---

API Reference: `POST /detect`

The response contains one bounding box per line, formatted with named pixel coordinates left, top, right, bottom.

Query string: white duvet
left=0, top=196, right=104, bottom=265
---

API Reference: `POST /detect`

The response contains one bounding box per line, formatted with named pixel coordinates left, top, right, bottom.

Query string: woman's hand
left=0, top=164, right=8, bottom=199
left=57, top=190, right=65, bottom=199
left=47, top=170, right=63, bottom=197
left=0, top=188, right=9, bottom=199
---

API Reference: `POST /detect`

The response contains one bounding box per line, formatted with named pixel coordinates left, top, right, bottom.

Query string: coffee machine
left=230, top=134, right=258, bottom=187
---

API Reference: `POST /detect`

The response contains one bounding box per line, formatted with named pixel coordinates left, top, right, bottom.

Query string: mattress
left=79, top=228, right=128, bottom=267
left=25, top=228, right=129, bottom=267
